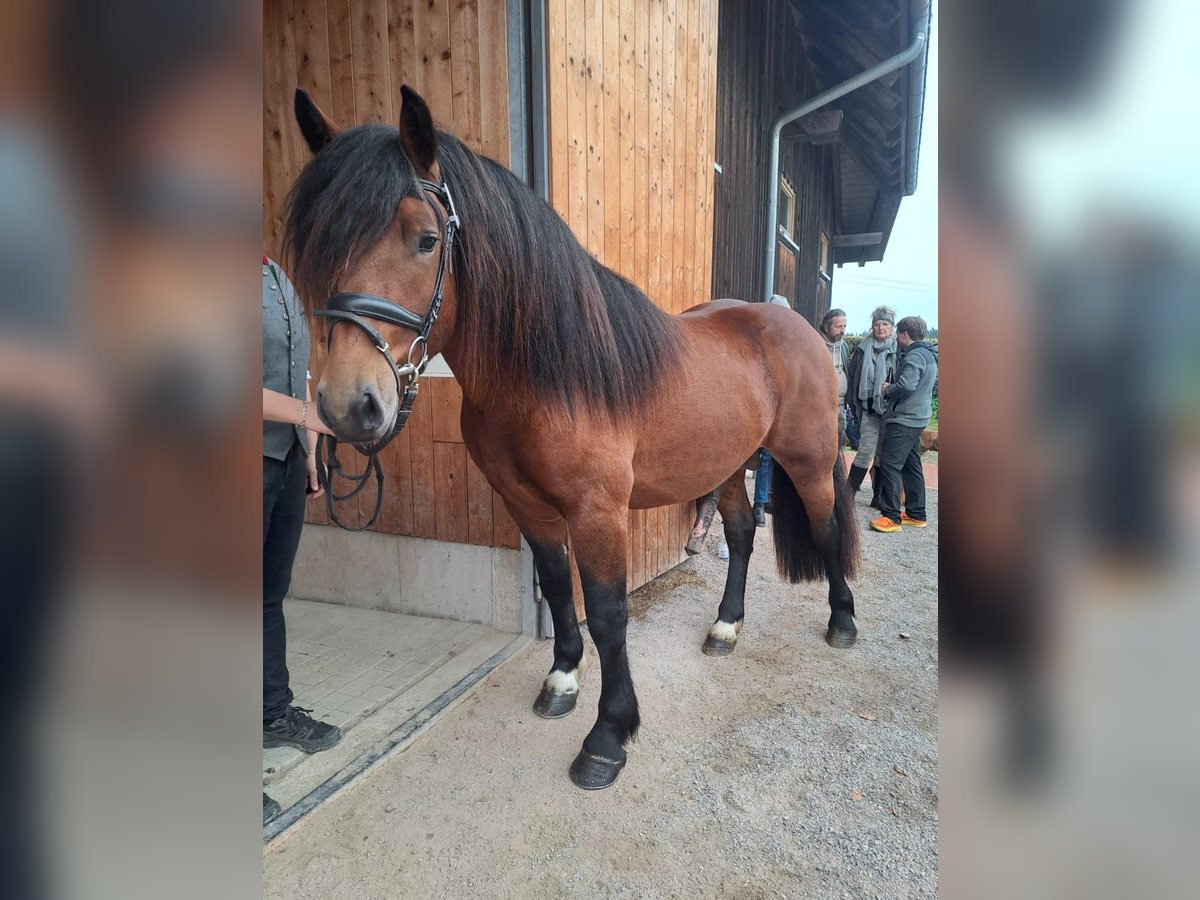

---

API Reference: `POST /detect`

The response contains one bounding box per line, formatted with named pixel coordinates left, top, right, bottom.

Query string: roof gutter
left=763, top=31, right=926, bottom=300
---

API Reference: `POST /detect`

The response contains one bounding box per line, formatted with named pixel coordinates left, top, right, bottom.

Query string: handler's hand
left=306, top=455, right=325, bottom=499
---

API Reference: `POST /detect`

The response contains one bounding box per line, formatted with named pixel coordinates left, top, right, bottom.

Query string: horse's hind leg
left=778, top=460, right=859, bottom=648
left=702, top=470, right=757, bottom=656
left=504, top=502, right=586, bottom=719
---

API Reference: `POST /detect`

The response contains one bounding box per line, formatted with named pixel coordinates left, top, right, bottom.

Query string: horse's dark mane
left=284, top=123, right=682, bottom=417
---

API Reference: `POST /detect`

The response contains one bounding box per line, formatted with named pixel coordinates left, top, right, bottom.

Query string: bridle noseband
left=313, top=177, right=460, bottom=530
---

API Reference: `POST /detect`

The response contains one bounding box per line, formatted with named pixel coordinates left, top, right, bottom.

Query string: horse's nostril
left=359, top=390, right=382, bottom=430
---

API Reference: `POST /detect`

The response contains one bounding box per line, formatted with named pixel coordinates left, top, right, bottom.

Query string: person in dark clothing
left=819, top=307, right=851, bottom=449
left=869, top=316, right=938, bottom=533
left=261, top=257, right=342, bottom=824
left=845, top=306, right=898, bottom=505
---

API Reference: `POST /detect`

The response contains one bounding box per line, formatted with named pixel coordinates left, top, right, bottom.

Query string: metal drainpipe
left=763, top=32, right=927, bottom=301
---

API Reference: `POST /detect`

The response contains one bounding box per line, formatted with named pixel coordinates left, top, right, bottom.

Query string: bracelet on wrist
left=300, top=399, right=309, bottom=429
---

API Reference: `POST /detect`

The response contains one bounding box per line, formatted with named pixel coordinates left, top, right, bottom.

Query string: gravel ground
left=264, top=488, right=938, bottom=898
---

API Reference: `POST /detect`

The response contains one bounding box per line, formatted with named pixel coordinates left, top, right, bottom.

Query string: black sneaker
left=263, top=793, right=282, bottom=826
left=263, top=706, right=342, bottom=753
left=753, top=504, right=766, bottom=527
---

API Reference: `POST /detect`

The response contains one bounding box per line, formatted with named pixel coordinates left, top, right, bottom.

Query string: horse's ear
left=398, top=85, right=438, bottom=174
left=294, top=89, right=338, bottom=154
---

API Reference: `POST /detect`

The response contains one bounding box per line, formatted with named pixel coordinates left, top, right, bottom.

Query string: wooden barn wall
left=786, top=139, right=836, bottom=326
left=546, top=0, right=719, bottom=595
left=712, top=0, right=836, bottom=323
left=711, top=0, right=775, bottom=305
left=263, top=0, right=520, bottom=549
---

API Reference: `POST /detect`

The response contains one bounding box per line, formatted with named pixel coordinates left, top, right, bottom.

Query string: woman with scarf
left=846, top=306, right=898, bottom=502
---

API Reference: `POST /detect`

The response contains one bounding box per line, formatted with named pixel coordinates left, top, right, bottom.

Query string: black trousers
left=264, top=443, right=306, bottom=721
left=878, top=422, right=927, bottom=524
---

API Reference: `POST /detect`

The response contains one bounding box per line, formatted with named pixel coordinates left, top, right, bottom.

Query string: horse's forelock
left=284, top=125, right=419, bottom=307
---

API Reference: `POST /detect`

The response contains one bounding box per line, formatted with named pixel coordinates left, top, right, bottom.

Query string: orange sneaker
left=869, top=516, right=901, bottom=533
left=900, top=513, right=927, bottom=528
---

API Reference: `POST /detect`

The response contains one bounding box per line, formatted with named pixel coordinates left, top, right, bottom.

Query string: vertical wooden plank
left=449, top=0, right=482, bottom=149
left=429, top=377, right=464, bottom=442
left=601, top=0, right=621, bottom=272
left=294, top=0, right=334, bottom=115
left=351, top=0, right=392, bottom=124
left=685, top=0, right=700, bottom=306
left=434, top=442, right=470, bottom=543
left=264, top=0, right=303, bottom=260
left=546, top=0, right=569, bottom=214
left=407, top=385, right=437, bottom=538
left=617, top=0, right=635, bottom=282
left=414, top=0, right=454, bottom=125
left=633, top=0, right=649, bottom=299
left=387, top=0, right=420, bottom=101
left=493, top=490, right=521, bottom=549
left=569, top=539, right=586, bottom=623
left=565, top=1, right=588, bottom=239
left=646, top=0, right=664, bottom=309
left=476, top=0, right=509, bottom=164
left=683, top=0, right=696, bottom=308
left=263, top=0, right=286, bottom=262
left=638, top=511, right=648, bottom=595
left=584, top=0, right=604, bottom=257
left=659, top=0, right=675, bottom=312
left=627, top=509, right=639, bottom=593
left=466, top=457, right=494, bottom=546
left=671, top=0, right=688, bottom=315
left=652, top=508, right=662, bottom=585
left=383, top=425, right=415, bottom=535
left=327, top=0, right=357, bottom=126
left=701, top=0, right=718, bottom=303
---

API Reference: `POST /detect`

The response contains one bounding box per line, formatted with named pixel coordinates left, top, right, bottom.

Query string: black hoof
left=569, top=750, right=625, bottom=790
left=825, top=625, right=858, bottom=649
left=532, top=687, right=578, bottom=719
left=701, top=636, right=736, bottom=656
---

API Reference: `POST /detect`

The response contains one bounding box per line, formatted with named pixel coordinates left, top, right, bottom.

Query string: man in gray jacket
left=869, top=316, right=938, bottom=533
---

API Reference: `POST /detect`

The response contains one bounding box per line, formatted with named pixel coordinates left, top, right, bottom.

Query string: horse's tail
left=770, top=454, right=861, bottom=584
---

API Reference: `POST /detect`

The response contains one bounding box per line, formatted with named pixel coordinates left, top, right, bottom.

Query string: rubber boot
left=847, top=465, right=867, bottom=495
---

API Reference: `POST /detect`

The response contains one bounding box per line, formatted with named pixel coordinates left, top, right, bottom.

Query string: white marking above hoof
left=708, top=620, right=743, bottom=643
left=544, top=667, right=582, bottom=695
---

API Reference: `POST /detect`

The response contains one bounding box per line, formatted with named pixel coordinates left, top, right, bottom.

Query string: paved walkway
left=265, top=601, right=527, bottom=834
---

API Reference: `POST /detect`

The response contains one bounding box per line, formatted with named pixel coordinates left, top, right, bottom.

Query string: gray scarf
left=857, top=335, right=895, bottom=410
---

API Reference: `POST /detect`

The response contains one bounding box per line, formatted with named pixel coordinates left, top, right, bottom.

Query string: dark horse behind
left=286, top=86, right=860, bottom=790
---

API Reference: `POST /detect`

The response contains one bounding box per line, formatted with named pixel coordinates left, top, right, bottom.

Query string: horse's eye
left=418, top=234, right=438, bottom=254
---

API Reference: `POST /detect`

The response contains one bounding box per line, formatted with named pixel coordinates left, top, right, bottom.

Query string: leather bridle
left=313, top=176, right=460, bottom=530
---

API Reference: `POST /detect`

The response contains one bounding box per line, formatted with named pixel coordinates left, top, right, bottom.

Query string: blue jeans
left=753, top=448, right=772, bottom=506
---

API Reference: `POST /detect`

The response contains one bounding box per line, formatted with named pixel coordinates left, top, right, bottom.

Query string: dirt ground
left=264, top=490, right=938, bottom=898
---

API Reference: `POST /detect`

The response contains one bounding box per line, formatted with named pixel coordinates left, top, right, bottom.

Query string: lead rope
left=315, top=377, right=419, bottom=531
left=316, top=434, right=386, bottom=532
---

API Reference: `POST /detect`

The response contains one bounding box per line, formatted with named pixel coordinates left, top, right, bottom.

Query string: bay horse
left=286, top=86, right=860, bottom=790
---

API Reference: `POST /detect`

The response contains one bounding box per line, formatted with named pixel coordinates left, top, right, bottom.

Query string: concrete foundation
left=290, top=524, right=532, bottom=635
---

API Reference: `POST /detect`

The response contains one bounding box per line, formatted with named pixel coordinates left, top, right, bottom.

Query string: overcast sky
left=830, top=4, right=938, bottom=332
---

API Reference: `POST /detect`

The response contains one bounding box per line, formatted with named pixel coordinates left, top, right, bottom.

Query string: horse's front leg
left=527, top=537, right=586, bottom=718
left=565, top=502, right=638, bottom=790
left=501, top=500, right=585, bottom=719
